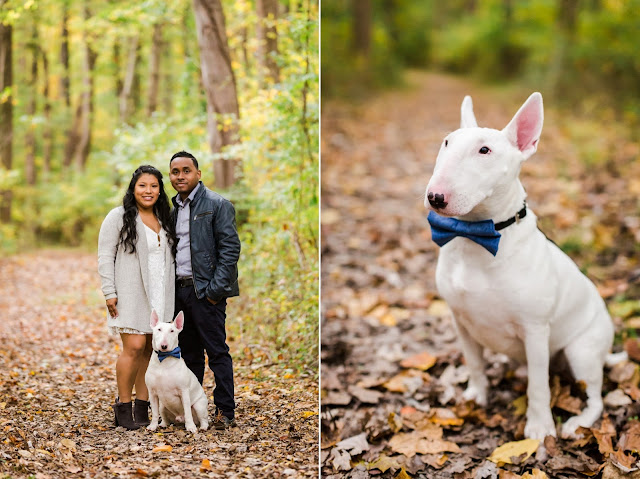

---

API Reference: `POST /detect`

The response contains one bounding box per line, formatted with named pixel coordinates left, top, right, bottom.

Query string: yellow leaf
left=488, top=439, right=540, bottom=466
left=301, top=411, right=317, bottom=419
left=367, top=454, right=401, bottom=472
left=511, top=395, right=528, bottom=416
left=200, top=458, right=212, bottom=472
left=400, top=351, right=437, bottom=371
left=152, top=445, right=173, bottom=453
left=59, top=439, right=76, bottom=452
left=522, top=469, right=548, bottom=479
left=396, top=468, right=411, bottom=479
left=427, top=300, right=451, bottom=318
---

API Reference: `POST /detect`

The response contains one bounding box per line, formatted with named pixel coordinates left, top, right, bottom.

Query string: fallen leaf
left=605, top=389, right=632, bottom=407
left=383, top=369, right=429, bottom=393
left=522, top=469, right=549, bottom=479
left=400, top=351, right=437, bottom=371
left=135, top=468, right=149, bottom=477
left=512, top=395, right=527, bottom=416
left=336, top=432, right=369, bottom=455
left=427, top=299, right=451, bottom=318
left=366, top=454, right=401, bottom=473
left=389, top=430, right=460, bottom=457
left=152, top=445, right=172, bottom=453
left=200, top=459, right=212, bottom=472
left=488, top=439, right=540, bottom=466
left=59, top=439, right=76, bottom=452
left=347, top=385, right=383, bottom=404
left=301, top=410, right=317, bottom=418
left=396, top=468, right=411, bottom=479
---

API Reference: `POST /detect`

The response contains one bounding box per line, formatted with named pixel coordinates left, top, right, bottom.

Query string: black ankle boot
left=134, top=399, right=150, bottom=427
left=113, top=398, right=140, bottom=430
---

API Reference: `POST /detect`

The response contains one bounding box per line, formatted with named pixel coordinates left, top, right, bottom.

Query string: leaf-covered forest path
left=321, top=72, right=640, bottom=478
left=0, top=250, right=318, bottom=478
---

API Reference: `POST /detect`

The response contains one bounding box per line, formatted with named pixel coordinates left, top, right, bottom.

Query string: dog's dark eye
left=170, top=329, right=174, bottom=332
left=479, top=146, right=490, bottom=154
left=444, top=140, right=448, bottom=147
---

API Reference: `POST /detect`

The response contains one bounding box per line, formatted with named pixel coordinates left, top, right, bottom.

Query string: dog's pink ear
left=150, top=309, right=159, bottom=328
left=460, top=95, right=478, bottom=128
left=174, top=311, right=184, bottom=331
left=503, top=92, right=543, bottom=159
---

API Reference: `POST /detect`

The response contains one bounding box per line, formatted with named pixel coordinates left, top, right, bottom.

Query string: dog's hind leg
left=561, top=321, right=611, bottom=438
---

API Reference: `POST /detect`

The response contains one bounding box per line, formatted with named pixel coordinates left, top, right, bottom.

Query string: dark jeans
left=175, top=285, right=235, bottom=417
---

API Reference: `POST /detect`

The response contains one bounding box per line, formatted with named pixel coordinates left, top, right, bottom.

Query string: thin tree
left=41, top=44, right=52, bottom=175
left=192, top=0, right=241, bottom=188
left=147, top=22, right=163, bottom=116
left=60, top=0, right=71, bottom=107
left=0, top=0, right=12, bottom=223
left=25, top=21, right=38, bottom=185
left=73, top=1, right=97, bottom=170
left=119, top=35, right=139, bottom=123
left=256, top=0, right=280, bottom=84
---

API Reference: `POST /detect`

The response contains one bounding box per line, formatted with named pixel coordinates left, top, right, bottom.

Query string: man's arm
left=206, top=200, right=241, bottom=301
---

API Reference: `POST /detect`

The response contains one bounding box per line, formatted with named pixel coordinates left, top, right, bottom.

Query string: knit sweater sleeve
left=98, top=208, right=122, bottom=300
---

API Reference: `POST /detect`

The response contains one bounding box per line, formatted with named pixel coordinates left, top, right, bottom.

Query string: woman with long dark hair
left=98, top=165, right=177, bottom=430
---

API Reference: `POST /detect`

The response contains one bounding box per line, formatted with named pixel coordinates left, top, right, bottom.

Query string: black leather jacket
left=171, top=182, right=240, bottom=302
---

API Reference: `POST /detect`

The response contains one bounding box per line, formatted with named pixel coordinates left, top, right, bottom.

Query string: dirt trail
left=321, top=72, right=640, bottom=478
left=0, top=250, right=318, bottom=478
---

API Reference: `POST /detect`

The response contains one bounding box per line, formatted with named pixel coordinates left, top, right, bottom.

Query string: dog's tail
left=605, top=351, right=629, bottom=367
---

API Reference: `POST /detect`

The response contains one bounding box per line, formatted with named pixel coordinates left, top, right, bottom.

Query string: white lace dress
left=108, top=225, right=167, bottom=335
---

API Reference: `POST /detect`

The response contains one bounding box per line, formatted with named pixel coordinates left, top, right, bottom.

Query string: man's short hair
left=170, top=151, right=199, bottom=170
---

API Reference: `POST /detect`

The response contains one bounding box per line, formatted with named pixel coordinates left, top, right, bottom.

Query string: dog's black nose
left=161, top=345, right=168, bottom=350
left=428, top=192, right=448, bottom=209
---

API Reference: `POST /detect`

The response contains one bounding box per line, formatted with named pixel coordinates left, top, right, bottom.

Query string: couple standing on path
left=97, top=151, right=241, bottom=431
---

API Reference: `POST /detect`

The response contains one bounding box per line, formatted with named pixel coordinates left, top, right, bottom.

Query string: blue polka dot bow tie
left=427, top=211, right=502, bottom=256
left=156, top=346, right=182, bottom=362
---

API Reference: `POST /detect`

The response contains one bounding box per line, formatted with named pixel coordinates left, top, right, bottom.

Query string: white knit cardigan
left=98, top=206, right=175, bottom=333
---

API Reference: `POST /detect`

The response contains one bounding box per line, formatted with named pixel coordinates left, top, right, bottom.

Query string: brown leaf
left=151, top=445, right=172, bottom=453
left=399, top=351, right=437, bottom=371
left=388, top=429, right=460, bottom=457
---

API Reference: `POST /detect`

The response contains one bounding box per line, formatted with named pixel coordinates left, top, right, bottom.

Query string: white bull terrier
left=145, top=310, right=209, bottom=433
left=424, top=92, right=616, bottom=440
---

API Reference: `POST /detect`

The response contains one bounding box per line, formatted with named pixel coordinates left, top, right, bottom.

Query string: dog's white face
left=425, top=93, right=543, bottom=217
left=150, top=310, right=184, bottom=352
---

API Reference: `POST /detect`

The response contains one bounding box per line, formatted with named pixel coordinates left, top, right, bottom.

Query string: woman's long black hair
left=118, top=165, right=177, bottom=257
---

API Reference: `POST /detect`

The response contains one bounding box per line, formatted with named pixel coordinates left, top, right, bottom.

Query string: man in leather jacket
left=169, top=151, right=241, bottom=429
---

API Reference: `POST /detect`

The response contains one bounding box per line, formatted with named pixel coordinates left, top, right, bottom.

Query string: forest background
left=322, top=0, right=640, bottom=347
left=0, top=0, right=319, bottom=373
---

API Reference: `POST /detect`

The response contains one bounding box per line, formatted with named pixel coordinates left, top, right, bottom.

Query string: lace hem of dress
left=108, top=326, right=148, bottom=336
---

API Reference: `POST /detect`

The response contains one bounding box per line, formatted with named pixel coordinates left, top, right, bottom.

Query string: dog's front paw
left=147, top=423, right=158, bottom=431
left=462, top=384, right=488, bottom=407
left=185, top=422, right=197, bottom=433
left=561, top=416, right=589, bottom=439
left=200, top=421, right=209, bottom=431
left=524, top=419, right=556, bottom=440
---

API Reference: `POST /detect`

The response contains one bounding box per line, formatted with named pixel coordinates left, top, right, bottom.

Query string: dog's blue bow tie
left=428, top=211, right=501, bottom=256
left=156, top=346, right=181, bottom=362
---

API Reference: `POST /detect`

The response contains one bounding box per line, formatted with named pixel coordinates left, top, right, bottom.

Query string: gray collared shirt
left=175, top=183, right=201, bottom=278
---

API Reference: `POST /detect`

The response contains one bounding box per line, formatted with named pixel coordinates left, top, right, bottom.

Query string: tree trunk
left=0, top=4, right=12, bottom=223
left=147, top=22, right=162, bottom=116
left=351, top=0, right=371, bottom=56
left=25, top=22, right=38, bottom=186
left=41, top=45, right=52, bottom=176
left=60, top=1, right=71, bottom=108
left=119, top=35, right=139, bottom=123
left=63, top=103, right=82, bottom=168
left=73, top=2, right=96, bottom=170
left=192, top=0, right=241, bottom=188
left=256, top=0, right=280, bottom=84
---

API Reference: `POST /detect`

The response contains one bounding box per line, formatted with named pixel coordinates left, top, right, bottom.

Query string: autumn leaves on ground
left=0, top=251, right=318, bottom=478
left=321, top=72, right=640, bottom=478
